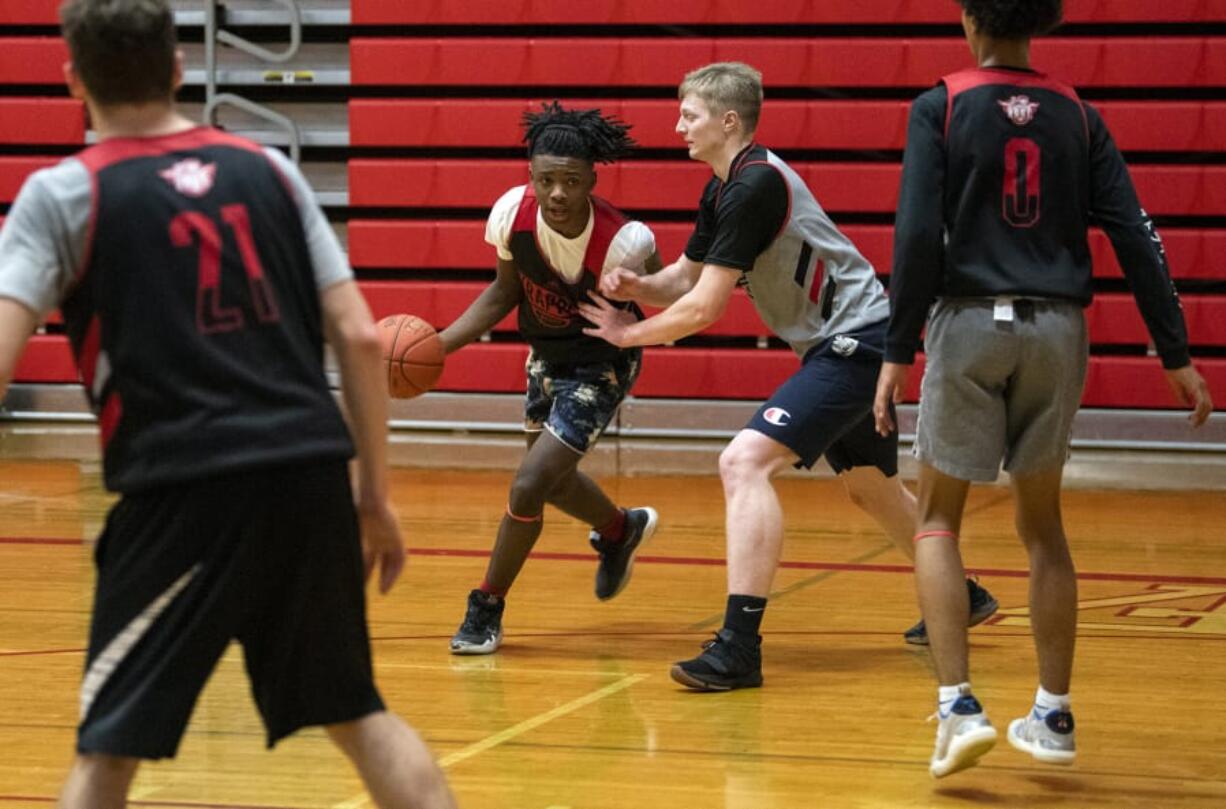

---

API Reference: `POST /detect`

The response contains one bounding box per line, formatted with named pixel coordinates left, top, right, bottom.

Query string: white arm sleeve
left=603, top=221, right=657, bottom=275
left=262, top=147, right=353, bottom=291
left=484, top=186, right=526, bottom=261
left=0, top=159, right=91, bottom=317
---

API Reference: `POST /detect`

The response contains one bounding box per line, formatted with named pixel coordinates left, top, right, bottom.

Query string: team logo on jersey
left=998, top=95, right=1040, bottom=126
left=521, top=276, right=574, bottom=328
left=762, top=407, right=791, bottom=427
left=832, top=335, right=859, bottom=356
left=159, top=158, right=217, bottom=198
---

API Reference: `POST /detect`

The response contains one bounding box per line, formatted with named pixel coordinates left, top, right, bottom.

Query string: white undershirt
left=485, top=185, right=656, bottom=283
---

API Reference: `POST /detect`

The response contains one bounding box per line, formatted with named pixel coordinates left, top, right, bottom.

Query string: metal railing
left=203, top=0, right=303, bottom=162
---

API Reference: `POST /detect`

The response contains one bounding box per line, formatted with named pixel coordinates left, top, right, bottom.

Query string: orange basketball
left=377, top=314, right=444, bottom=399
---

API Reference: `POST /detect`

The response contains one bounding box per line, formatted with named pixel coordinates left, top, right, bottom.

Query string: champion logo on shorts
left=763, top=407, right=791, bottom=426
left=832, top=335, right=859, bottom=356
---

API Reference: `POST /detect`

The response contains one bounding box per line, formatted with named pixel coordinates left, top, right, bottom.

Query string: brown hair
left=60, top=0, right=176, bottom=105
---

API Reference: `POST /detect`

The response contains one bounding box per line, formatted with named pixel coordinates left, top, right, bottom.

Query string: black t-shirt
left=685, top=144, right=789, bottom=272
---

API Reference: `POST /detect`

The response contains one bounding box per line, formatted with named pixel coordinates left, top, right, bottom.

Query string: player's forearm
left=331, top=319, right=391, bottom=507
left=620, top=291, right=722, bottom=347
left=439, top=284, right=518, bottom=354
left=632, top=260, right=700, bottom=307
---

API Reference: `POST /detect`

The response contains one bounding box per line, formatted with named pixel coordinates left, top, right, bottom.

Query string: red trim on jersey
left=511, top=186, right=627, bottom=283
left=511, top=184, right=537, bottom=232
left=941, top=68, right=1087, bottom=142
left=76, top=316, right=101, bottom=392
left=715, top=141, right=758, bottom=209
left=74, top=126, right=264, bottom=174
left=583, top=195, right=626, bottom=279
left=97, top=393, right=122, bottom=448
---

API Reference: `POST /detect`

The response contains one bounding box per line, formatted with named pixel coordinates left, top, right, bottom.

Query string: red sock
left=596, top=509, right=627, bottom=543
left=479, top=579, right=508, bottom=598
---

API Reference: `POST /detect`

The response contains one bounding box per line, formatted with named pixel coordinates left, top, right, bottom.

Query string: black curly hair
left=958, top=0, right=1063, bottom=39
left=522, top=101, right=636, bottom=165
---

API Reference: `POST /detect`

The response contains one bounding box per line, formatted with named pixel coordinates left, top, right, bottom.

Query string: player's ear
left=172, top=49, right=185, bottom=92
left=63, top=61, right=86, bottom=100
left=723, top=109, right=739, bottom=134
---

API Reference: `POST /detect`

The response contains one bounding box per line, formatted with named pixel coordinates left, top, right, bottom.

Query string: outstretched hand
left=359, top=499, right=407, bottom=594
left=873, top=361, right=911, bottom=437
left=1164, top=365, right=1214, bottom=427
left=599, top=267, right=642, bottom=301
left=578, top=291, right=637, bottom=348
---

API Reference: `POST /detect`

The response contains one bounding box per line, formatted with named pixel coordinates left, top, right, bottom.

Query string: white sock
left=1034, top=686, right=1070, bottom=716
left=938, top=682, right=971, bottom=718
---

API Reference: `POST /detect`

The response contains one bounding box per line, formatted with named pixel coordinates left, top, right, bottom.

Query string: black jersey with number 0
left=886, top=66, right=1189, bottom=368
left=59, top=128, right=353, bottom=492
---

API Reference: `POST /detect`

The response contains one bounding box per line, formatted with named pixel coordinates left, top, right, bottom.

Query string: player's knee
left=718, top=443, right=766, bottom=489
left=507, top=469, right=550, bottom=515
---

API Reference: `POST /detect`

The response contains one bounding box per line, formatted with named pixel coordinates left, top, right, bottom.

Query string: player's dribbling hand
left=359, top=499, right=407, bottom=594
left=873, top=362, right=911, bottom=437
left=599, top=267, right=641, bottom=301
left=578, top=291, right=637, bottom=347
left=1164, top=365, right=1214, bottom=427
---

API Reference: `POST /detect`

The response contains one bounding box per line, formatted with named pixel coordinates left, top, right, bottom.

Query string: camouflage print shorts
left=524, top=348, right=642, bottom=454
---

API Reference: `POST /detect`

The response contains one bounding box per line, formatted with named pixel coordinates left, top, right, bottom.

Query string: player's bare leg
left=327, top=712, right=457, bottom=809
left=840, top=465, right=917, bottom=559
left=914, top=462, right=973, bottom=683
left=57, top=754, right=139, bottom=809
left=842, top=465, right=998, bottom=643
left=671, top=429, right=794, bottom=691
left=1010, top=466, right=1076, bottom=694
left=721, top=430, right=798, bottom=596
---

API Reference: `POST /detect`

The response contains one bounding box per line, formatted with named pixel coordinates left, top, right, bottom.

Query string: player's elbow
left=689, top=295, right=728, bottom=331
left=333, top=317, right=382, bottom=361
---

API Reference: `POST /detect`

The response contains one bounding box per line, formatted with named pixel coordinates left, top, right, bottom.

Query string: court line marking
left=331, top=673, right=648, bottom=809
left=5, top=535, right=1226, bottom=586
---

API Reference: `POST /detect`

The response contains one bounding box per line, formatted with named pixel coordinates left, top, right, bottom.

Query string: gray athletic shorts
left=916, top=298, right=1088, bottom=482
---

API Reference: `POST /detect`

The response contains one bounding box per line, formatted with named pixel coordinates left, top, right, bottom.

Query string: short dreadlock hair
left=958, top=0, right=1063, bottom=40
left=522, top=102, right=636, bottom=165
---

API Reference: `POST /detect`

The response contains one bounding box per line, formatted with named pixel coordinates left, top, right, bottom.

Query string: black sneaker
left=904, top=577, right=999, bottom=645
left=449, top=589, right=504, bottom=655
left=591, top=507, right=658, bottom=601
left=669, top=628, right=763, bottom=691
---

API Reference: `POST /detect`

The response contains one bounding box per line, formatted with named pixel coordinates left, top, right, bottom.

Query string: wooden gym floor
left=1, top=460, right=1223, bottom=808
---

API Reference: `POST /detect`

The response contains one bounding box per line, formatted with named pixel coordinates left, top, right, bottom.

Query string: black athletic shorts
left=77, top=461, right=384, bottom=759
left=747, top=319, right=899, bottom=476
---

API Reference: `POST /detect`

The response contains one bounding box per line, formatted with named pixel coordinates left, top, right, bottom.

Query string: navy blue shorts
left=524, top=348, right=641, bottom=454
left=747, top=320, right=898, bottom=476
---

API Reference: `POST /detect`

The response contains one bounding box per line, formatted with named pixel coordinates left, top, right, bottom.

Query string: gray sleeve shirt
left=0, top=146, right=351, bottom=320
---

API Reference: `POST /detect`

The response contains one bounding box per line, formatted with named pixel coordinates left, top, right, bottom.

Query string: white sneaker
left=1008, top=708, right=1076, bottom=765
left=929, top=687, right=998, bottom=778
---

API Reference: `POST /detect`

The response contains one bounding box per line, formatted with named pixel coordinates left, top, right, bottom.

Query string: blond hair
left=678, top=62, right=763, bottom=134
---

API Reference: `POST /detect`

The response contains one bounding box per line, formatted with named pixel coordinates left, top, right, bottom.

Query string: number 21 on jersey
left=169, top=203, right=281, bottom=334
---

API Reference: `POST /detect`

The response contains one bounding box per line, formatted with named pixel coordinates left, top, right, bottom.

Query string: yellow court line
left=332, top=673, right=648, bottom=809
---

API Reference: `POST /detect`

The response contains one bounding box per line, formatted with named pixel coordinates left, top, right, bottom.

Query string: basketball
left=378, top=314, right=445, bottom=399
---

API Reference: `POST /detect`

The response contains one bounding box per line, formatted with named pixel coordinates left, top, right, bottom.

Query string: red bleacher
left=351, top=0, right=1226, bottom=25
left=348, top=221, right=1226, bottom=283
left=348, top=160, right=1226, bottom=216
left=2, top=2, right=1223, bottom=413
left=351, top=99, right=1226, bottom=153
left=351, top=37, right=1226, bottom=89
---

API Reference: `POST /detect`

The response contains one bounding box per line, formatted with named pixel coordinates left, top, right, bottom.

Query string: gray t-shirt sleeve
left=0, top=158, right=92, bottom=317
left=261, top=147, right=353, bottom=291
